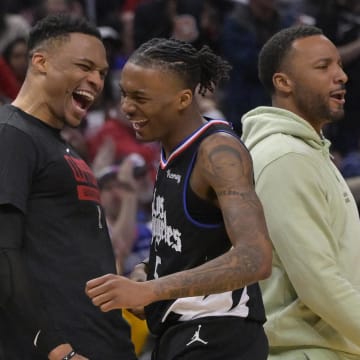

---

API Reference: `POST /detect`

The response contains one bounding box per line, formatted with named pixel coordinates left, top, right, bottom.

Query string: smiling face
left=119, top=61, right=193, bottom=150
left=278, top=35, right=348, bottom=131
left=32, top=32, right=108, bottom=128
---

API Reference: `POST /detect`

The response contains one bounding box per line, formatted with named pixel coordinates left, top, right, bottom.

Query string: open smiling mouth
left=72, top=90, right=95, bottom=111
left=131, top=120, right=148, bottom=130
left=329, top=90, right=346, bottom=104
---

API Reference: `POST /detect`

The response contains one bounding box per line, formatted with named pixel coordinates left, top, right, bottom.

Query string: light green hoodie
left=242, top=106, right=360, bottom=360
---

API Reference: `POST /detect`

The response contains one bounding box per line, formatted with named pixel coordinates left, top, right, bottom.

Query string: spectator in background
left=241, top=25, right=360, bottom=359
left=196, top=0, right=234, bottom=54
left=2, top=37, right=28, bottom=84
left=0, top=55, right=22, bottom=100
left=0, top=0, right=30, bottom=53
left=33, top=0, right=86, bottom=21
left=133, top=0, right=176, bottom=48
left=97, top=154, right=153, bottom=276
left=133, top=0, right=204, bottom=49
left=96, top=154, right=154, bottom=358
left=94, top=0, right=126, bottom=25
left=220, top=0, right=297, bottom=135
left=0, top=1, right=30, bottom=100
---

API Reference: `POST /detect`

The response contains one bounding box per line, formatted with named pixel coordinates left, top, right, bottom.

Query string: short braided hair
left=129, top=38, right=232, bottom=95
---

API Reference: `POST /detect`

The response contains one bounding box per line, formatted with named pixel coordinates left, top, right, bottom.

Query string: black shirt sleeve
left=0, top=204, right=67, bottom=355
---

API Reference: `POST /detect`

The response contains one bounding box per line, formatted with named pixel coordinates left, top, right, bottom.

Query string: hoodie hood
left=241, top=106, right=330, bottom=153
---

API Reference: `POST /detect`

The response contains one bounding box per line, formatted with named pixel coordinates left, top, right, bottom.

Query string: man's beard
left=295, top=89, right=344, bottom=126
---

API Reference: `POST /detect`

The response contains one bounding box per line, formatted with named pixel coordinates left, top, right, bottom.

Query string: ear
left=31, top=51, right=48, bottom=74
left=273, top=72, right=292, bottom=94
left=177, top=89, right=192, bottom=111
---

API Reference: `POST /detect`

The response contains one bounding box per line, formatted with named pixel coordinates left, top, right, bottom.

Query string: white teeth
left=132, top=120, right=147, bottom=129
left=73, top=90, right=95, bottom=101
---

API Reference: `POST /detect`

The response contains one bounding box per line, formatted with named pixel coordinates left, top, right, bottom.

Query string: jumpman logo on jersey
left=186, top=324, right=208, bottom=346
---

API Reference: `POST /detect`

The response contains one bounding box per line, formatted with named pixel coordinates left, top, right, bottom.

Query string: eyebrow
left=119, top=86, right=148, bottom=96
left=313, top=56, right=342, bottom=65
left=315, top=56, right=332, bottom=62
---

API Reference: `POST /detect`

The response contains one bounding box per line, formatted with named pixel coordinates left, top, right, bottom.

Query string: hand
left=127, top=263, right=148, bottom=319
left=129, top=262, right=148, bottom=283
left=91, top=137, right=116, bottom=174
left=116, top=155, right=139, bottom=192
left=48, top=344, right=88, bottom=360
left=126, top=306, right=146, bottom=320
left=85, top=274, right=153, bottom=312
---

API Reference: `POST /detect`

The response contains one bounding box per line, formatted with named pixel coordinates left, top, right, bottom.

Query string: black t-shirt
left=0, top=105, right=136, bottom=359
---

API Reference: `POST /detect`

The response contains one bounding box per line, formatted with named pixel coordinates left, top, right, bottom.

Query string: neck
left=272, top=97, right=325, bottom=135
left=162, top=109, right=206, bottom=158
left=12, top=80, right=41, bottom=116
left=12, top=80, right=63, bottom=129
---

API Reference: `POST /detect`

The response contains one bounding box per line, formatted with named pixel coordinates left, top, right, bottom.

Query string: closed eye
left=316, top=64, right=328, bottom=70
left=77, top=63, right=91, bottom=72
left=134, top=97, right=148, bottom=104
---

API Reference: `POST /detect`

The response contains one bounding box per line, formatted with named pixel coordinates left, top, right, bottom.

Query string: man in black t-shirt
left=0, top=14, right=136, bottom=360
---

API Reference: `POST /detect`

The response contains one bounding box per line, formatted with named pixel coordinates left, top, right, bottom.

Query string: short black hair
left=28, top=14, right=102, bottom=53
left=258, top=25, right=324, bottom=94
left=128, top=38, right=232, bottom=96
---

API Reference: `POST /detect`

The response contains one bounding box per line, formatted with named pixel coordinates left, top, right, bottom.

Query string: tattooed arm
left=85, top=132, right=272, bottom=311
left=163, top=132, right=272, bottom=297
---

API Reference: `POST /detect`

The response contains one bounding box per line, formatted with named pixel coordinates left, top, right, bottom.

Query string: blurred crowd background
left=2, top=0, right=360, bottom=172
left=1, top=0, right=360, bottom=358
left=2, top=0, right=360, bottom=177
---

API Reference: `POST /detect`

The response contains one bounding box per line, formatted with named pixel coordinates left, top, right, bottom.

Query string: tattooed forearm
left=154, top=243, right=265, bottom=300
left=217, top=190, right=257, bottom=198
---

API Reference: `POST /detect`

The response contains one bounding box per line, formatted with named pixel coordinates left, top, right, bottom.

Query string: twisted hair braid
left=129, top=38, right=231, bottom=95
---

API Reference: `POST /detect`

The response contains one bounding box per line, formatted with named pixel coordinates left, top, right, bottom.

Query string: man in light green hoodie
left=241, top=25, right=360, bottom=360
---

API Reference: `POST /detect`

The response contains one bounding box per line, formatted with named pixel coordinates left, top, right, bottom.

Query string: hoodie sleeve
left=256, top=152, right=360, bottom=346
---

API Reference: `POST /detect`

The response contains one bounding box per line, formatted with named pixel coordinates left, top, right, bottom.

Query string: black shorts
left=151, top=316, right=268, bottom=360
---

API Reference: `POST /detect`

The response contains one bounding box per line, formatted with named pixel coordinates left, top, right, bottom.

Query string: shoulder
left=196, top=131, right=254, bottom=186
left=0, top=107, right=40, bottom=157
left=200, top=130, right=250, bottom=159
left=251, top=133, right=318, bottom=176
left=0, top=106, right=34, bottom=136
